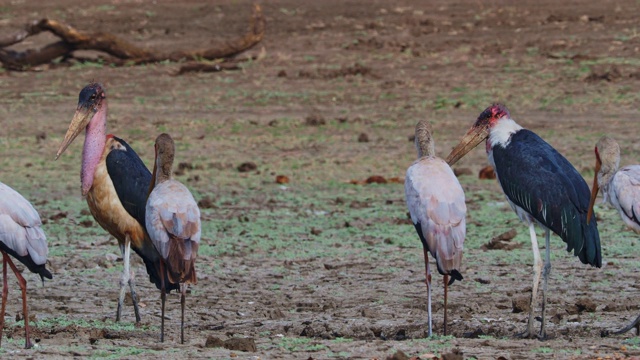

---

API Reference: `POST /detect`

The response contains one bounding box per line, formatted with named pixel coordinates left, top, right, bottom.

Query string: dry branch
left=0, top=4, right=265, bottom=70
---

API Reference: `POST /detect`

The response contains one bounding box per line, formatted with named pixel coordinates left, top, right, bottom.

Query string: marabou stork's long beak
left=55, top=106, right=94, bottom=160
left=586, top=156, right=602, bottom=225
left=445, top=122, right=491, bottom=166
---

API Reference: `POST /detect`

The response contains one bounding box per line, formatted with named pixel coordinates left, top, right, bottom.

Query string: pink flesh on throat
left=81, top=105, right=107, bottom=195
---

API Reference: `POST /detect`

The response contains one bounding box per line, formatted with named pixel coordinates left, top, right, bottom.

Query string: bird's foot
left=24, top=339, right=33, bottom=349
left=516, top=328, right=537, bottom=339
left=537, top=330, right=547, bottom=341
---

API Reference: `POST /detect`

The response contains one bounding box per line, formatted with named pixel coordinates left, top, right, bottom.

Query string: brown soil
left=1, top=0, right=640, bottom=359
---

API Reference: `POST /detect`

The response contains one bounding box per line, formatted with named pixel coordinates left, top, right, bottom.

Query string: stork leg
left=539, top=229, right=552, bottom=340
left=4, top=253, right=33, bottom=349
left=159, top=258, right=166, bottom=343
left=116, top=236, right=141, bottom=323
left=443, top=274, right=449, bottom=336
left=180, top=283, right=186, bottom=344
left=423, top=247, right=432, bottom=337
left=0, top=252, right=8, bottom=347
left=518, top=222, right=543, bottom=339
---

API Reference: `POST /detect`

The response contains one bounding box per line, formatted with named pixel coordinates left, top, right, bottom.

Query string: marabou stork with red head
left=55, top=82, right=178, bottom=323
left=405, top=120, right=465, bottom=337
left=0, top=182, right=52, bottom=349
left=446, top=104, right=601, bottom=339
left=587, top=136, right=640, bottom=336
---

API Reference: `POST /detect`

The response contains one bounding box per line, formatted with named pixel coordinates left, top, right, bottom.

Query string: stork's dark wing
left=492, top=129, right=601, bottom=267
left=105, top=136, right=152, bottom=228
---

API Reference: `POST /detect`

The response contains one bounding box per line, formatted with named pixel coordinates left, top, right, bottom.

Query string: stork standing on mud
left=55, top=83, right=177, bottom=323
left=146, top=133, right=200, bottom=343
left=405, top=120, right=465, bottom=336
left=446, top=104, right=601, bottom=339
left=0, top=182, right=52, bottom=349
left=587, top=136, right=640, bottom=336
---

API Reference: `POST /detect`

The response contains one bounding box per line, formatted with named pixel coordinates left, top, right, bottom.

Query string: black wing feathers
left=105, top=136, right=151, bottom=228
left=0, top=243, right=52, bottom=281
left=492, top=130, right=601, bottom=267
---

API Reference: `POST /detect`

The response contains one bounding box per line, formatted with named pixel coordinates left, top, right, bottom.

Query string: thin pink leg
left=443, top=275, right=449, bottom=336
left=5, top=254, right=32, bottom=349
left=0, top=252, right=9, bottom=348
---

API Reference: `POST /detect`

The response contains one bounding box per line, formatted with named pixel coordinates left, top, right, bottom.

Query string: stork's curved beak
left=586, top=156, right=602, bottom=225
left=445, top=122, right=491, bottom=166
left=55, top=105, right=94, bottom=160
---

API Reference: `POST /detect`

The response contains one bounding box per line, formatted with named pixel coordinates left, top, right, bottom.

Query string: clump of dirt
left=512, top=295, right=531, bottom=313
left=305, top=114, right=326, bottom=126
left=275, top=175, right=289, bottom=184
left=454, top=167, right=473, bottom=177
left=198, top=195, right=215, bottom=209
left=481, top=229, right=521, bottom=251
left=298, top=63, right=374, bottom=79
left=237, top=162, right=257, bottom=172
left=479, top=165, right=496, bottom=180
left=358, top=133, right=370, bottom=142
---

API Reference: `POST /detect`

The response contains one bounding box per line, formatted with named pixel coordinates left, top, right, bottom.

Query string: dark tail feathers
left=132, top=243, right=180, bottom=293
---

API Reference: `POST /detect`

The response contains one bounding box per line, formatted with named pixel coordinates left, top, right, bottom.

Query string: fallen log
left=0, top=4, right=265, bottom=70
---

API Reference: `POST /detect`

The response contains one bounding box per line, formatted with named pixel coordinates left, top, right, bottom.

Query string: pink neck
left=81, top=104, right=107, bottom=195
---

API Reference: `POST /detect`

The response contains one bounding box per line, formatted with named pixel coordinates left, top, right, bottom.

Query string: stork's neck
left=81, top=104, right=107, bottom=195
left=488, top=118, right=523, bottom=150
left=598, top=165, right=618, bottom=204
left=155, top=157, right=173, bottom=185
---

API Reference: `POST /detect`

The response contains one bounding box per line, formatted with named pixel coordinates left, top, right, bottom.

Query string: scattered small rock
left=358, top=133, right=370, bottom=142
left=361, top=308, right=377, bottom=318
left=224, top=337, right=256, bottom=352
left=310, top=227, right=322, bottom=236
left=349, top=200, right=370, bottom=209
left=36, top=132, right=47, bottom=143
left=237, top=162, right=257, bottom=172
left=575, top=298, right=597, bottom=313
left=277, top=70, right=287, bottom=77
left=441, top=348, right=464, bottom=360
left=198, top=196, right=215, bottom=209
left=512, top=295, right=530, bottom=313
left=79, top=220, right=93, bottom=227
left=366, top=175, right=387, bottom=184
left=454, top=167, right=473, bottom=177
left=481, top=229, right=521, bottom=251
left=305, top=114, right=326, bottom=126
left=205, top=335, right=224, bottom=348
left=479, top=165, right=496, bottom=180
left=49, top=212, right=67, bottom=221
left=475, top=278, right=491, bottom=284
left=276, top=175, right=289, bottom=184
left=386, top=350, right=409, bottom=360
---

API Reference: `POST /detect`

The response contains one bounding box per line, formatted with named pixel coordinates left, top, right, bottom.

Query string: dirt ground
left=1, top=0, right=640, bottom=359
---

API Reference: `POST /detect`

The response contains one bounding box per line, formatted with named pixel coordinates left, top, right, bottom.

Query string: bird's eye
left=90, top=94, right=96, bottom=100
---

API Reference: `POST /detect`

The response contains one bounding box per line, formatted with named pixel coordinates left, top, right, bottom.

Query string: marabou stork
left=446, top=104, right=601, bottom=339
left=55, top=82, right=178, bottom=323
left=586, top=136, right=640, bottom=336
left=0, top=182, right=52, bottom=349
left=146, top=133, right=200, bottom=343
left=404, top=120, right=465, bottom=337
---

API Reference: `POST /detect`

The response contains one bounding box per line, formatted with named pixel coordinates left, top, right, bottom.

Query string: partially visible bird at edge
left=0, top=182, right=52, bottom=349
left=587, top=136, right=640, bottom=337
